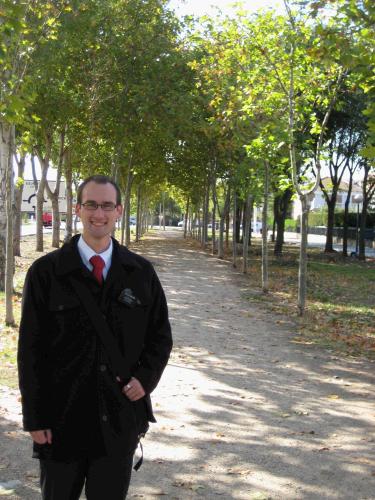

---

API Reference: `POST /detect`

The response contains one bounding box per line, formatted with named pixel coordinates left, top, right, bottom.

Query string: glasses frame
left=81, top=201, right=118, bottom=212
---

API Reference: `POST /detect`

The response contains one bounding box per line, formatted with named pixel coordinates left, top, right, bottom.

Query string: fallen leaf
left=190, top=485, right=205, bottom=491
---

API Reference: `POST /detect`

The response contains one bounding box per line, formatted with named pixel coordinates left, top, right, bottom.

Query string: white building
left=292, top=177, right=363, bottom=220
left=21, top=179, right=68, bottom=214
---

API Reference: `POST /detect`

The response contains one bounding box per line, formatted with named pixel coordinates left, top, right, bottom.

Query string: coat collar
left=55, top=234, right=141, bottom=277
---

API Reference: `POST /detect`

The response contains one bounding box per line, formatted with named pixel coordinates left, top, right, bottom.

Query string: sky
left=167, top=0, right=283, bottom=18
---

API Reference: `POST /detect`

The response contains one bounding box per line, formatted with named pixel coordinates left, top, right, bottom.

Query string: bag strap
left=69, top=275, right=146, bottom=472
left=69, top=275, right=130, bottom=382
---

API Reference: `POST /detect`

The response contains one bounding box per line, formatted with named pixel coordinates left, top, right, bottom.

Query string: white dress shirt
left=77, top=236, right=113, bottom=280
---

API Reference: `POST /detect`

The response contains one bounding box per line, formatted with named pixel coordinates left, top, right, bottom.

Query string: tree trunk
left=13, top=153, right=26, bottom=256
left=358, top=163, right=375, bottom=261
left=162, top=192, right=165, bottom=231
left=274, top=187, right=293, bottom=256
left=202, top=180, right=209, bottom=248
left=35, top=135, right=52, bottom=252
left=35, top=170, right=47, bottom=252
left=358, top=201, right=367, bottom=261
left=50, top=193, right=60, bottom=248
left=232, top=191, right=237, bottom=268
left=211, top=196, right=216, bottom=255
left=225, top=209, right=230, bottom=250
left=218, top=188, right=230, bottom=259
left=64, top=150, right=73, bottom=243
left=324, top=196, right=336, bottom=253
left=0, top=122, right=12, bottom=291
left=342, top=175, right=353, bottom=257
left=262, top=161, right=269, bottom=293
left=298, top=195, right=310, bottom=316
left=242, top=193, right=253, bottom=274
left=135, top=184, right=141, bottom=242
left=235, top=201, right=241, bottom=243
left=46, top=129, right=65, bottom=248
left=4, top=124, right=15, bottom=324
left=122, top=161, right=133, bottom=246
left=183, top=197, right=189, bottom=239
left=31, top=154, right=38, bottom=190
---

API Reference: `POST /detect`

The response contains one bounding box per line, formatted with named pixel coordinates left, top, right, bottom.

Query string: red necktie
left=89, top=255, right=105, bottom=285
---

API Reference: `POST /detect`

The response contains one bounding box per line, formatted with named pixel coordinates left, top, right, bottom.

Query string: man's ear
left=116, top=204, right=123, bottom=218
left=75, top=204, right=81, bottom=216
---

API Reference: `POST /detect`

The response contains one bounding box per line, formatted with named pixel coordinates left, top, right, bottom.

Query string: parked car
left=178, top=220, right=185, bottom=227
left=42, top=212, right=52, bottom=227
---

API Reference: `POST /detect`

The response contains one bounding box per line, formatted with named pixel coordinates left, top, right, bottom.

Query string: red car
left=42, top=212, right=52, bottom=227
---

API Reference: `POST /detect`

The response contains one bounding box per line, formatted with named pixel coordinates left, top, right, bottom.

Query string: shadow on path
left=130, top=229, right=375, bottom=499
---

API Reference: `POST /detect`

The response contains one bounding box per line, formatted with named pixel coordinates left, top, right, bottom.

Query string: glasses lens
left=83, top=202, right=98, bottom=210
left=102, top=203, right=116, bottom=211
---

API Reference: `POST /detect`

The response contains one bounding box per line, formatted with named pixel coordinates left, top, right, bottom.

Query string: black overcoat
left=18, top=235, right=172, bottom=461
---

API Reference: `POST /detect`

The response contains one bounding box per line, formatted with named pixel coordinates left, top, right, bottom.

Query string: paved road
left=21, top=222, right=375, bottom=257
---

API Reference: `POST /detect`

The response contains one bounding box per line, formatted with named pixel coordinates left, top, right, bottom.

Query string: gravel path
left=1, top=229, right=375, bottom=499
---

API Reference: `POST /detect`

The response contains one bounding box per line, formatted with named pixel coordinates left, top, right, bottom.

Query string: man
left=18, top=175, right=172, bottom=499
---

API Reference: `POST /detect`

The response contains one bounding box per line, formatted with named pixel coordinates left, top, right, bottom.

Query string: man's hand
left=30, top=429, right=52, bottom=444
left=122, top=377, right=145, bottom=401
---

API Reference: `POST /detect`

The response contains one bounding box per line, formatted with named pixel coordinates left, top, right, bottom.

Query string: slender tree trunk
left=262, top=161, right=269, bottom=293
left=0, top=122, right=12, bottom=290
left=274, top=188, right=293, bottom=256
left=324, top=197, right=336, bottom=253
left=197, top=210, right=202, bottom=242
left=5, top=124, right=15, bottom=324
left=35, top=135, right=52, bottom=252
left=298, top=195, right=310, bottom=316
left=342, top=176, right=353, bottom=257
left=50, top=194, right=60, bottom=248
left=162, top=192, right=165, bottom=231
left=358, top=164, right=375, bottom=261
left=135, top=184, right=141, bottom=242
left=122, top=159, right=133, bottom=246
left=212, top=197, right=216, bottom=255
left=46, top=129, right=65, bottom=248
left=64, top=151, right=73, bottom=243
left=242, top=193, right=253, bottom=274
left=358, top=202, right=367, bottom=261
left=235, top=201, right=241, bottom=243
left=232, top=191, right=237, bottom=268
left=13, top=153, right=26, bottom=256
left=225, top=209, right=230, bottom=250
left=183, top=197, right=189, bottom=239
left=35, top=171, right=47, bottom=252
left=31, top=154, right=38, bottom=191
left=218, top=187, right=230, bottom=259
left=202, top=180, right=209, bottom=247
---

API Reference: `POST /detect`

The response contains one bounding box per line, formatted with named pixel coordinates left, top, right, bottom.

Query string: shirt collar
left=77, top=235, right=113, bottom=275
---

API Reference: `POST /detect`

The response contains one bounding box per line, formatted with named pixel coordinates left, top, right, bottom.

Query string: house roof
left=320, top=176, right=362, bottom=193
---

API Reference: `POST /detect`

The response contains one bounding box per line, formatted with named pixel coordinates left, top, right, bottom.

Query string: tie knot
left=89, top=255, right=105, bottom=284
left=90, top=255, right=105, bottom=270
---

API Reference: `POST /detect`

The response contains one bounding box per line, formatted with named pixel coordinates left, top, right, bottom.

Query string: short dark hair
left=77, top=175, right=121, bottom=205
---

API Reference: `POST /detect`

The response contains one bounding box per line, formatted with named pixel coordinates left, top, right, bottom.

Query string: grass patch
left=218, top=240, right=375, bottom=360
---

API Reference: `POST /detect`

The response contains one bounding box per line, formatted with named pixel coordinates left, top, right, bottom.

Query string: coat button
left=102, top=415, right=108, bottom=422
left=100, top=364, right=107, bottom=372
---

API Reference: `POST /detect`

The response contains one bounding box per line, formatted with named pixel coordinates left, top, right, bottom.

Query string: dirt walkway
left=1, top=229, right=375, bottom=499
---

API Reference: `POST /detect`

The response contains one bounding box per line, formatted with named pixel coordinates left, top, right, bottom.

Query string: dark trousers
left=39, top=453, right=134, bottom=500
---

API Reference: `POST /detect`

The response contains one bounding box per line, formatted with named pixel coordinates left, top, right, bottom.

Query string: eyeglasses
left=81, top=201, right=117, bottom=211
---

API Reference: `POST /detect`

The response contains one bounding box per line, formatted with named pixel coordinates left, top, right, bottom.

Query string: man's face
left=75, top=181, right=122, bottom=243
